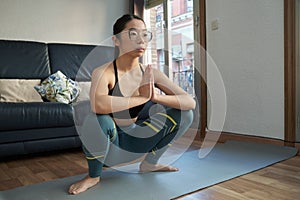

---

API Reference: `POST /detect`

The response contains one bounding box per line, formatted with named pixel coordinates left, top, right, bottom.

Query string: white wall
left=206, top=0, right=285, bottom=139
left=0, top=0, right=129, bottom=44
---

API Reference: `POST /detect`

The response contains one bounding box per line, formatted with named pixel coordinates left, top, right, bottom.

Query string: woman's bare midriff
left=113, top=117, right=138, bottom=126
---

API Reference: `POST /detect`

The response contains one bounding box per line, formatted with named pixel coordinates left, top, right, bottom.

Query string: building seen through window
left=144, top=0, right=195, bottom=96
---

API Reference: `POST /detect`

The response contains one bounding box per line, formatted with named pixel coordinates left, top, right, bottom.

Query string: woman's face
left=115, top=19, right=151, bottom=57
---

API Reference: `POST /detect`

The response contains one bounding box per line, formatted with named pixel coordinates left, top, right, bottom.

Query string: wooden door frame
left=198, top=0, right=207, bottom=137
left=129, top=0, right=144, bottom=18
left=284, top=0, right=296, bottom=145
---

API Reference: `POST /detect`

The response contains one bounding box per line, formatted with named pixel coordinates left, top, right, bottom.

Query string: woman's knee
left=80, top=114, right=113, bottom=154
left=181, top=110, right=194, bottom=126
left=165, top=108, right=193, bottom=126
left=96, top=114, right=116, bottom=129
left=96, top=114, right=118, bottom=142
left=83, top=113, right=115, bottom=133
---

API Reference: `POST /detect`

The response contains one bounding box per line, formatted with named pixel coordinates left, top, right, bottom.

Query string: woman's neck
left=116, top=56, right=140, bottom=72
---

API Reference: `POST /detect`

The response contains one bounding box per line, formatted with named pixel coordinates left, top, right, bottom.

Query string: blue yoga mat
left=0, top=140, right=297, bottom=200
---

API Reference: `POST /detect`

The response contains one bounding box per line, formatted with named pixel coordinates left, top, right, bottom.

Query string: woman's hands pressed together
left=137, top=64, right=196, bottom=110
left=138, top=65, right=156, bottom=101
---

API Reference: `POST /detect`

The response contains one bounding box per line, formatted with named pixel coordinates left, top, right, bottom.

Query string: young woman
left=69, top=14, right=195, bottom=195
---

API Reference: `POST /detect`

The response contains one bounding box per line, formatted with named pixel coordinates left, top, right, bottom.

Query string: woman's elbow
left=91, top=102, right=110, bottom=114
left=191, top=98, right=196, bottom=109
left=184, top=97, right=196, bottom=110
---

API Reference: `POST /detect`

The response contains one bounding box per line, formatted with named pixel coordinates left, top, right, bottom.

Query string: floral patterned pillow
left=34, top=70, right=80, bottom=104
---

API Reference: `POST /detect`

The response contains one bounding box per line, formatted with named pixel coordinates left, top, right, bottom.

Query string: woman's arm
left=90, top=65, right=150, bottom=114
left=150, top=67, right=196, bottom=110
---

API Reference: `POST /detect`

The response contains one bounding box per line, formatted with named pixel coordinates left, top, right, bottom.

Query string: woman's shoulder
left=93, top=62, right=113, bottom=74
left=91, top=61, right=115, bottom=81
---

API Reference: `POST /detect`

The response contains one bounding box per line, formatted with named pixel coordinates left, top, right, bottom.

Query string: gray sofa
left=0, top=39, right=114, bottom=158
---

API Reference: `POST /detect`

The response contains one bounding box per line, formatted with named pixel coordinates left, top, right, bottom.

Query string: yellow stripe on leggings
left=157, top=112, right=177, bottom=132
left=151, top=149, right=156, bottom=155
left=86, top=155, right=105, bottom=160
left=143, top=121, right=160, bottom=133
left=150, top=120, right=164, bottom=131
left=110, top=131, right=117, bottom=142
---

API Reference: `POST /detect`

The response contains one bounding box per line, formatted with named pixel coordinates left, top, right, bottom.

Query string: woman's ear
left=112, top=35, right=120, bottom=47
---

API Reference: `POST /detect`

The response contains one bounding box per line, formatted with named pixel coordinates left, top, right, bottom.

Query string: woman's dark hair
left=113, top=14, right=145, bottom=58
left=113, top=14, right=145, bottom=36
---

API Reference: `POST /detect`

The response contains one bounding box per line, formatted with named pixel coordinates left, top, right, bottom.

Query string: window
left=144, top=0, right=199, bottom=97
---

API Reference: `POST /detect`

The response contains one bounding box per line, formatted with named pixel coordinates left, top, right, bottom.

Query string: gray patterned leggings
left=80, top=104, right=194, bottom=178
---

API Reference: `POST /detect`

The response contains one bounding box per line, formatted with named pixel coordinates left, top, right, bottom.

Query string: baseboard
left=295, top=143, right=300, bottom=155
left=192, top=130, right=300, bottom=156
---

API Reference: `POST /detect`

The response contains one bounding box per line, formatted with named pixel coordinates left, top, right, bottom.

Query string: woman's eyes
left=128, top=29, right=151, bottom=41
left=130, top=31, right=148, bottom=37
left=130, top=31, right=138, bottom=36
left=142, top=33, right=149, bottom=37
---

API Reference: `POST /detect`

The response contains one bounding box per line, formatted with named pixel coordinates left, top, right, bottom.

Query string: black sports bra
left=108, top=60, right=146, bottom=119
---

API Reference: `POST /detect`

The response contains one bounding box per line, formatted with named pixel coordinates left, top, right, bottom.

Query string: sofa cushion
left=0, top=102, right=74, bottom=131
left=0, top=136, right=81, bottom=157
left=24, top=136, right=82, bottom=154
left=48, top=44, right=115, bottom=81
left=34, top=71, right=80, bottom=104
left=0, top=127, right=78, bottom=144
left=73, top=100, right=92, bottom=126
left=48, top=43, right=96, bottom=81
left=0, top=79, right=43, bottom=102
left=0, top=40, right=50, bottom=79
left=74, top=81, right=91, bottom=102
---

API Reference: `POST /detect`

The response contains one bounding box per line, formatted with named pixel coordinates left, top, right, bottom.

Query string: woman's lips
left=136, top=47, right=145, bottom=51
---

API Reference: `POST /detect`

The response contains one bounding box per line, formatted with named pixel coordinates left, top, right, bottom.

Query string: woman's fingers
left=139, top=64, right=154, bottom=99
left=145, top=64, right=154, bottom=84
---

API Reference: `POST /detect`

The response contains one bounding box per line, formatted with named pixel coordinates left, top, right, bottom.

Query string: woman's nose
left=136, top=35, right=145, bottom=44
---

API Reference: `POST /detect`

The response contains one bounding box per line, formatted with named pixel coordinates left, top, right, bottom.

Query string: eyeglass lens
left=128, top=29, right=152, bottom=42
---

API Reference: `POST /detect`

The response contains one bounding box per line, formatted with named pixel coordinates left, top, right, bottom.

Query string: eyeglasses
left=127, top=28, right=153, bottom=42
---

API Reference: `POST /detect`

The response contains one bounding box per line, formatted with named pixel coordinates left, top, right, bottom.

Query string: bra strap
left=113, top=59, right=119, bottom=83
left=139, top=64, right=145, bottom=75
left=114, top=59, right=144, bottom=80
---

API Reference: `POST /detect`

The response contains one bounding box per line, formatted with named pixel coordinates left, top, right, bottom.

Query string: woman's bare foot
left=139, top=161, right=179, bottom=173
left=68, top=176, right=100, bottom=195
